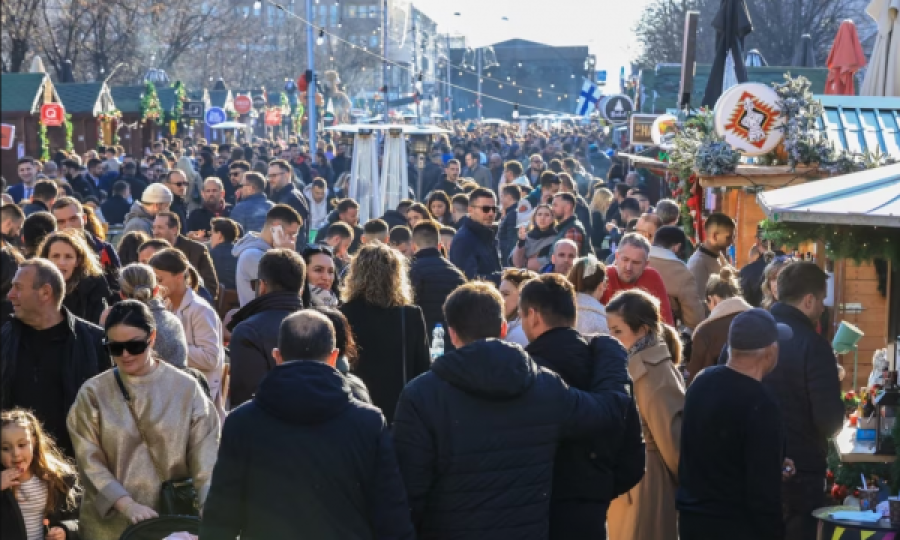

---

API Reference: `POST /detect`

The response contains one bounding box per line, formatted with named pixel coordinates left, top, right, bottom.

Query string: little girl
left=1, top=409, right=80, bottom=540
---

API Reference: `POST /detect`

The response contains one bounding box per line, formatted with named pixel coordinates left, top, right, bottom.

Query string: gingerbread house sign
left=714, top=83, right=784, bottom=157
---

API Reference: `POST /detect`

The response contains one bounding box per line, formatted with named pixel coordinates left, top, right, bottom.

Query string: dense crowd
left=0, top=122, right=845, bottom=540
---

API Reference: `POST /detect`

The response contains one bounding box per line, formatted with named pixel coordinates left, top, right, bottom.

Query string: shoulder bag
left=113, top=368, right=199, bottom=517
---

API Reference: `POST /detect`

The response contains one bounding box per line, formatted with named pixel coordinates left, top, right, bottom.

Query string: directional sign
left=41, top=103, right=65, bottom=127
left=205, top=106, right=227, bottom=126
left=601, top=94, right=634, bottom=124
left=233, top=95, right=252, bottom=115
left=184, top=101, right=205, bottom=119
left=597, top=70, right=607, bottom=85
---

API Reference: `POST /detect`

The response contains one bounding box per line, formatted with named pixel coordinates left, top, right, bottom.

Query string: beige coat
left=607, top=341, right=685, bottom=540
left=171, top=288, right=225, bottom=412
left=649, top=246, right=707, bottom=330
left=687, top=247, right=729, bottom=300
left=685, top=296, right=752, bottom=383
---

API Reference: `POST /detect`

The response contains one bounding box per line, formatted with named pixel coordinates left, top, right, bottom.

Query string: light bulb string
left=265, top=0, right=574, bottom=115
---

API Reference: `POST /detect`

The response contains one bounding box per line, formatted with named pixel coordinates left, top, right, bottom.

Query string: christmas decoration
left=761, top=221, right=900, bottom=265
left=64, top=113, right=74, bottom=152
left=37, top=123, right=50, bottom=160
left=140, top=82, right=162, bottom=123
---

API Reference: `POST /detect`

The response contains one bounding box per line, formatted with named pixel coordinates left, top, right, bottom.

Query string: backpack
left=588, top=334, right=646, bottom=497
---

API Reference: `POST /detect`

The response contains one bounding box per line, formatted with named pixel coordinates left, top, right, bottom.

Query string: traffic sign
left=601, top=94, right=634, bottom=124
left=252, top=95, right=266, bottom=109
left=264, top=108, right=282, bottom=126
left=40, top=103, right=65, bottom=127
left=205, top=106, right=227, bottom=126
left=184, top=101, right=205, bottom=119
left=234, top=95, right=252, bottom=115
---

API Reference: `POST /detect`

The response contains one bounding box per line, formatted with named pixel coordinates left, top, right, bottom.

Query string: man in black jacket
left=521, top=274, right=636, bottom=540
left=227, top=249, right=306, bottom=407
left=765, top=262, right=844, bottom=540
left=201, top=310, right=414, bottom=540
left=22, top=179, right=57, bottom=216
left=409, top=220, right=466, bottom=337
left=268, top=159, right=311, bottom=247
left=153, top=211, right=220, bottom=300
left=1, top=259, right=110, bottom=458
left=431, top=159, right=464, bottom=197
left=497, top=184, right=521, bottom=265
left=393, top=281, right=629, bottom=540
left=100, top=180, right=132, bottom=226
left=448, top=188, right=501, bottom=281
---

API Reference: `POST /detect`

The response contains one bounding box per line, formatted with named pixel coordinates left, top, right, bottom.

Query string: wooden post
left=679, top=11, right=700, bottom=110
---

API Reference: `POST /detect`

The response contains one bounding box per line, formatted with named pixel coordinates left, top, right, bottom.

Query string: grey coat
left=148, top=298, right=188, bottom=368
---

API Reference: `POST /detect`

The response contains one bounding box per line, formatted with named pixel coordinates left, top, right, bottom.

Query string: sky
left=413, top=0, right=653, bottom=92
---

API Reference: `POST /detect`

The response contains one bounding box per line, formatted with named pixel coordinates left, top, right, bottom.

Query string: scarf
left=627, top=330, right=659, bottom=358
left=308, top=285, right=339, bottom=307
left=527, top=225, right=558, bottom=240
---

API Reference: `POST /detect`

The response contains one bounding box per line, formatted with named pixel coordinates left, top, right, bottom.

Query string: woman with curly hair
left=340, top=244, right=430, bottom=422
left=38, top=230, right=111, bottom=324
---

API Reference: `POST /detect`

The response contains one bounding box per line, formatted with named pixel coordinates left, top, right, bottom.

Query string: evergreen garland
left=140, top=82, right=162, bottom=123
left=37, top=123, right=50, bottom=161
left=64, top=113, right=74, bottom=152
left=171, top=81, right=186, bottom=124
left=760, top=220, right=900, bottom=265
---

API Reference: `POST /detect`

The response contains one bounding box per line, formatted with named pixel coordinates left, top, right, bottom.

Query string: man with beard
left=303, top=178, right=333, bottom=233
left=600, top=233, right=675, bottom=325
left=188, top=177, right=232, bottom=238
left=432, top=159, right=464, bottom=197
left=7, top=157, right=37, bottom=203
left=463, top=152, right=492, bottom=189
left=1, top=203, right=24, bottom=248
left=163, top=169, right=191, bottom=234
left=551, top=192, right=589, bottom=256
left=448, top=187, right=501, bottom=280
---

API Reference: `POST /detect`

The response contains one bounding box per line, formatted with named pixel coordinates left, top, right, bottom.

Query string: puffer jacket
left=575, top=293, right=609, bottom=335
left=121, top=201, right=155, bottom=235
left=227, top=291, right=305, bottom=407
left=448, top=217, right=501, bottom=281
left=63, top=275, right=111, bottom=326
left=409, top=247, right=467, bottom=336
left=230, top=192, right=274, bottom=234
left=393, top=339, right=629, bottom=540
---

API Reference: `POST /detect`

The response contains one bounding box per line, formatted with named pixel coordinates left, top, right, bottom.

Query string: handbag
left=113, top=368, right=199, bottom=517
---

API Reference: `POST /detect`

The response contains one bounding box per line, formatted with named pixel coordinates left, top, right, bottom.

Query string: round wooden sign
left=713, top=82, right=784, bottom=156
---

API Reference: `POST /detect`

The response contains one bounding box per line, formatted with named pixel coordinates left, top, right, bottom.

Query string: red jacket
left=600, top=265, right=676, bottom=326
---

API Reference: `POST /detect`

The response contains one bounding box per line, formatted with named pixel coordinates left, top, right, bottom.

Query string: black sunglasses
left=168, top=182, right=187, bottom=187
left=102, top=338, right=150, bottom=357
left=471, top=205, right=498, bottom=213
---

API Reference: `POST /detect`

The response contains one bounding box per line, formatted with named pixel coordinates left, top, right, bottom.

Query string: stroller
left=117, top=516, right=200, bottom=540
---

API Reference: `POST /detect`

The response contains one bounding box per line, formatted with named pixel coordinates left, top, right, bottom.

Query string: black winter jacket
left=448, top=217, right=501, bottom=281
left=0, top=475, right=80, bottom=540
left=200, top=361, right=415, bottom=540
left=381, top=209, right=408, bottom=230
left=270, top=183, right=311, bottom=248
left=497, top=203, right=519, bottom=264
left=227, top=291, right=305, bottom=407
left=764, top=303, right=845, bottom=474
left=63, top=275, right=111, bottom=326
left=393, top=339, right=629, bottom=540
left=0, top=308, right=111, bottom=457
left=341, top=300, right=431, bottom=424
left=409, top=248, right=467, bottom=336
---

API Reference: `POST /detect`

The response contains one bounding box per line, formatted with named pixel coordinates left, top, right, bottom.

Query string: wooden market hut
left=757, top=165, right=900, bottom=391
left=0, top=73, right=63, bottom=182
left=110, top=84, right=161, bottom=156
left=54, top=82, right=118, bottom=155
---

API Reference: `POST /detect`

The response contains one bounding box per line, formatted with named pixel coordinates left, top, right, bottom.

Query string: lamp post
left=306, top=0, right=317, bottom=151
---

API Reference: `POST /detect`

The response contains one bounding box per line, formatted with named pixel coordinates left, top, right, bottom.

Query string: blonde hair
left=761, top=256, right=793, bottom=310
left=590, top=188, right=614, bottom=214
left=37, top=230, right=103, bottom=287
left=1, top=409, right=79, bottom=514
left=119, top=263, right=160, bottom=303
left=705, top=266, right=741, bottom=299
left=341, top=243, right=413, bottom=308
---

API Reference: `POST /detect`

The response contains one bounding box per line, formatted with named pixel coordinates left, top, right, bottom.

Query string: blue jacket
left=209, top=242, right=237, bottom=291
left=763, top=303, right=844, bottom=474
left=7, top=183, right=27, bottom=203
left=201, top=361, right=415, bottom=540
left=230, top=192, right=274, bottom=234
left=393, top=339, right=629, bottom=540
left=448, top=217, right=501, bottom=281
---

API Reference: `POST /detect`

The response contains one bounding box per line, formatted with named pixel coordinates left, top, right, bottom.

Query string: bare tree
left=2, top=0, right=45, bottom=72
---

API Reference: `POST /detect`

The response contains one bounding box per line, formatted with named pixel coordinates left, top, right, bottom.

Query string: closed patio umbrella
left=825, top=20, right=867, bottom=95
left=745, top=49, right=768, bottom=67
left=792, top=34, right=817, bottom=68
left=860, top=0, right=900, bottom=96
left=702, top=0, right=754, bottom=107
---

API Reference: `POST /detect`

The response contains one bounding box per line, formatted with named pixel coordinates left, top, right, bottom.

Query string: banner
left=0, top=124, right=14, bottom=150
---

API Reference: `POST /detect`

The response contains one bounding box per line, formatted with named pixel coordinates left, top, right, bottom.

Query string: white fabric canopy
left=380, top=131, right=409, bottom=212
left=860, top=0, right=900, bottom=96
left=349, top=133, right=381, bottom=224
left=757, top=163, right=900, bottom=227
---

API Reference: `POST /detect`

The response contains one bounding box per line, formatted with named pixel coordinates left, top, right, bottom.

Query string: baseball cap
left=728, top=308, right=793, bottom=350
left=141, top=183, right=173, bottom=204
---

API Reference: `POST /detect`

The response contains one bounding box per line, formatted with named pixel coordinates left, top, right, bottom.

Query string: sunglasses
left=102, top=338, right=150, bottom=356
left=471, top=205, right=498, bottom=214
left=169, top=182, right=187, bottom=187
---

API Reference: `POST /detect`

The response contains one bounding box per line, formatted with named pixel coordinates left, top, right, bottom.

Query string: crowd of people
left=0, top=121, right=845, bottom=540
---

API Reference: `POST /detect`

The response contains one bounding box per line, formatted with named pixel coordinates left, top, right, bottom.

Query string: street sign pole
left=306, top=0, right=317, bottom=152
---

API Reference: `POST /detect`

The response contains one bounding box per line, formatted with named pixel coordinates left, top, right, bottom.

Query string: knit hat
left=142, top=183, right=173, bottom=204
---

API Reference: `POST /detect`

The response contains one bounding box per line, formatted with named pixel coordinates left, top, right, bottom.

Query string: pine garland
left=761, top=220, right=900, bottom=265
left=64, top=113, right=74, bottom=152
left=37, top=123, right=50, bottom=160
left=140, top=82, right=162, bottom=123
left=171, top=81, right=186, bottom=124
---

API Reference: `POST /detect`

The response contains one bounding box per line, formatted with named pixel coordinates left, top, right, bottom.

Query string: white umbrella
left=860, top=0, right=900, bottom=96
left=209, top=121, right=249, bottom=129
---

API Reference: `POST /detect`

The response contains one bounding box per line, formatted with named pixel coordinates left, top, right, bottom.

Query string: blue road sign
left=205, top=106, right=226, bottom=125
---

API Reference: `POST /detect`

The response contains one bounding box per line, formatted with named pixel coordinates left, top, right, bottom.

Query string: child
left=1, top=409, right=80, bottom=540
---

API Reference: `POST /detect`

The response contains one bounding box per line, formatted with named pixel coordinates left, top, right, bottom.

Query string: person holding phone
left=232, top=205, right=303, bottom=306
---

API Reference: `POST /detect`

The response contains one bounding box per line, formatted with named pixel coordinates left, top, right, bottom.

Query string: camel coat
left=649, top=246, right=707, bottom=330
left=607, top=341, right=685, bottom=540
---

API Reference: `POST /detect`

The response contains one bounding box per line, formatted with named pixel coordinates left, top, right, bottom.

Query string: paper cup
left=857, top=488, right=879, bottom=511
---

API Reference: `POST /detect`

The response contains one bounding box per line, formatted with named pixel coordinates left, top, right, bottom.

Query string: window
left=329, top=5, right=338, bottom=26
left=318, top=4, right=327, bottom=26
left=346, top=5, right=356, bottom=17
left=368, top=5, right=379, bottom=18
left=369, top=35, right=379, bottom=47
left=267, top=5, right=276, bottom=26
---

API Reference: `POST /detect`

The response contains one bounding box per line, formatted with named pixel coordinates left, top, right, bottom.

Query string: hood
left=254, top=360, right=354, bottom=424
left=227, top=290, right=304, bottom=331
left=232, top=231, right=270, bottom=258
left=123, top=200, right=152, bottom=222
left=431, top=339, right=536, bottom=400
left=576, top=293, right=607, bottom=316
left=525, top=327, right=593, bottom=388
